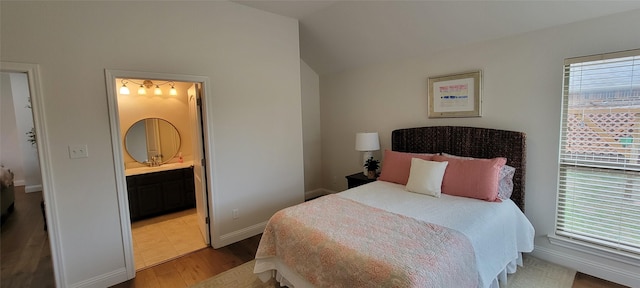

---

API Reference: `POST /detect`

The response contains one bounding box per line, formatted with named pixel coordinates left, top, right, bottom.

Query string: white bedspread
left=255, top=180, right=535, bottom=288
left=339, top=180, right=535, bottom=288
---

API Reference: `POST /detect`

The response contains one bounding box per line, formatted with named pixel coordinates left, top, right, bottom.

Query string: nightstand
left=345, top=172, right=377, bottom=189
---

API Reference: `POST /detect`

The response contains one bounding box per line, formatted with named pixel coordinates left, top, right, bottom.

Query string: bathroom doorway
left=105, top=70, right=213, bottom=276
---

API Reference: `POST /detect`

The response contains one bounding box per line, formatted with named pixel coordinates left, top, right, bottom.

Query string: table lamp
left=355, top=132, right=380, bottom=175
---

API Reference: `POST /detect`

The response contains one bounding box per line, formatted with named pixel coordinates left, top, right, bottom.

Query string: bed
left=254, top=126, right=535, bottom=288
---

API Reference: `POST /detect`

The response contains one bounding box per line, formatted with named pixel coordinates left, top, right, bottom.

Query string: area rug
left=507, top=254, right=576, bottom=288
left=190, top=260, right=277, bottom=288
left=192, top=255, right=576, bottom=288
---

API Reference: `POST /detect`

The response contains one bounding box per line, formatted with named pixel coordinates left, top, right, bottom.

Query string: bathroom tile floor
left=131, top=208, right=207, bottom=270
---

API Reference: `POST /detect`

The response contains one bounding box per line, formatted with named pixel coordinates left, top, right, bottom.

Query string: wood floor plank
left=150, top=261, right=189, bottom=288
left=174, top=251, right=218, bottom=286
left=134, top=268, right=163, bottom=288
left=29, top=237, right=55, bottom=288
left=1, top=188, right=54, bottom=288
left=192, top=248, right=236, bottom=276
left=194, top=246, right=243, bottom=272
left=14, top=224, right=47, bottom=268
left=0, top=250, right=20, bottom=279
left=111, top=267, right=162, bottom=288
left=226, top=236, right=260, bottom=263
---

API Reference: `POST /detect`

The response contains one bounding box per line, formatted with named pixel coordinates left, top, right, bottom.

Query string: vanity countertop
left=125, top=161, right=194, bottom=176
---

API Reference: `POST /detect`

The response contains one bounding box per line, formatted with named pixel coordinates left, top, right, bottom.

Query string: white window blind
left=557, top=49, right=640, bottom=257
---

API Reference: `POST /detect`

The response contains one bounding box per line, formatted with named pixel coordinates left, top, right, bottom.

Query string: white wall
left=301, top=60, right=323, bottom=197
left=320, top=9, right=640, bottom=287
left=0, top=2, right=303, bottom=287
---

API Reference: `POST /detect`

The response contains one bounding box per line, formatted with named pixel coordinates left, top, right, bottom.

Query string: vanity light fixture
left=137, top=84, right=147, bottom=95
left=118, top=79, right=177, bottom=96
left=119, top=80, right=130, bottom=95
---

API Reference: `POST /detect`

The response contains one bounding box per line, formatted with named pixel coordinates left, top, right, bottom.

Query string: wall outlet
left=232, top=208, right=239, bottom=219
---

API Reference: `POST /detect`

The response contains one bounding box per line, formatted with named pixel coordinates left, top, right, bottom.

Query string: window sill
left=547, top=234, right=639, bottom=267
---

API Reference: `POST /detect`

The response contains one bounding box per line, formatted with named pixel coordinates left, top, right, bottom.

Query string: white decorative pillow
left=405, top=158, right=448, bottom=197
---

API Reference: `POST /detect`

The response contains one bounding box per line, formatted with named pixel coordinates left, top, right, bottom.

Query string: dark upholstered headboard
left=391, top=126, right=527, bottom=211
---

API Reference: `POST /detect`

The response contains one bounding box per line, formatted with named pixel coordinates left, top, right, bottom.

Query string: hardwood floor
left=111, top=234, right=261, bottom=288
left=0, top=187, right=54, bottom=288
left=0, top=189, right=630, bottom=288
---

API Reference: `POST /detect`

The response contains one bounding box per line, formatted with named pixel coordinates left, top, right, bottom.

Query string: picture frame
left=428, top=70, right=482, bottom=118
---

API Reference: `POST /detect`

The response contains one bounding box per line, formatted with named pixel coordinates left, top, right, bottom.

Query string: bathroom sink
left=125, top=161, right=193, bottom=176
left=159, top=162, right=182, bottom=168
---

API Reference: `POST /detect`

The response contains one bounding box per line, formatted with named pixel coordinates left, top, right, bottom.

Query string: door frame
left=1, top=62, right=65, bottom=287
left=104, top=69, right=214, bottom=279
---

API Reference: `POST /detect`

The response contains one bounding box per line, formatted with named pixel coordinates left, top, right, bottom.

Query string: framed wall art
left=428, top=70, right=482, bottom=118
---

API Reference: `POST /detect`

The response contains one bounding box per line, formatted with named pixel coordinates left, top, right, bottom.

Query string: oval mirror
left=125, top=118, right=181, bottom=164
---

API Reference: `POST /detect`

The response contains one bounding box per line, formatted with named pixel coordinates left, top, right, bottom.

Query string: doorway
left=105, top=70, right=213, bottom=277
left=0, top=62, right=61, bottom=287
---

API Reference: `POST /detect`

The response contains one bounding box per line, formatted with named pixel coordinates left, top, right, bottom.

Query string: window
left=557, top=49, right=640, bottom=257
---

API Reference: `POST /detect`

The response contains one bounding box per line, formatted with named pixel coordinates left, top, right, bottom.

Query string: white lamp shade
left=355, top=132, right=380, bottom=151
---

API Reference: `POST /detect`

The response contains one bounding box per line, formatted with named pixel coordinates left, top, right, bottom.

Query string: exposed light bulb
left=154, top=85, right=162, bottom=95
left=119, top=84, right=130, bottom=95
left=169, top=85, right=177, bottom=96
left=137, top=85, right=146, bottom=95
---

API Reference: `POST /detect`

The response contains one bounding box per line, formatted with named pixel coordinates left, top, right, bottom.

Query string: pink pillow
left=432, top=155, right=507, bottom=202
left=441, top=153, right=515, bottom=200
left=378, top=150, right=435, bottom=185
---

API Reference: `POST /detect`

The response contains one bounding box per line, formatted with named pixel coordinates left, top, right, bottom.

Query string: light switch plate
left=69, top=145, right=88, bottom=159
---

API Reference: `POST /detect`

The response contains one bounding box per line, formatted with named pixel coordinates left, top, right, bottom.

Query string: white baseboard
left=70, top=267, right=129, bottom=288
left=25, top=184, right=42, bottom=193
left=9, top=180, right=42, bottom=193
left=532, top=245, right=640, bottom=287
left=215, top=221, right=268, bottom=249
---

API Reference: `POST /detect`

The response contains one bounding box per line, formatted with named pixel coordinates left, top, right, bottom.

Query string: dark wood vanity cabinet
left=126, top=167, right=196, bottom=221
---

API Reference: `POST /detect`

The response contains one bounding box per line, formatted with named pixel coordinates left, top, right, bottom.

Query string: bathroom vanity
left=122, top=117, right=196, bottom=221
left=125, top=164, right=195, bottom=221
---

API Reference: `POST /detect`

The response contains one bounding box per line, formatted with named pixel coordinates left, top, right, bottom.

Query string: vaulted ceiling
left=233, top=1, right=640, bottom=75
